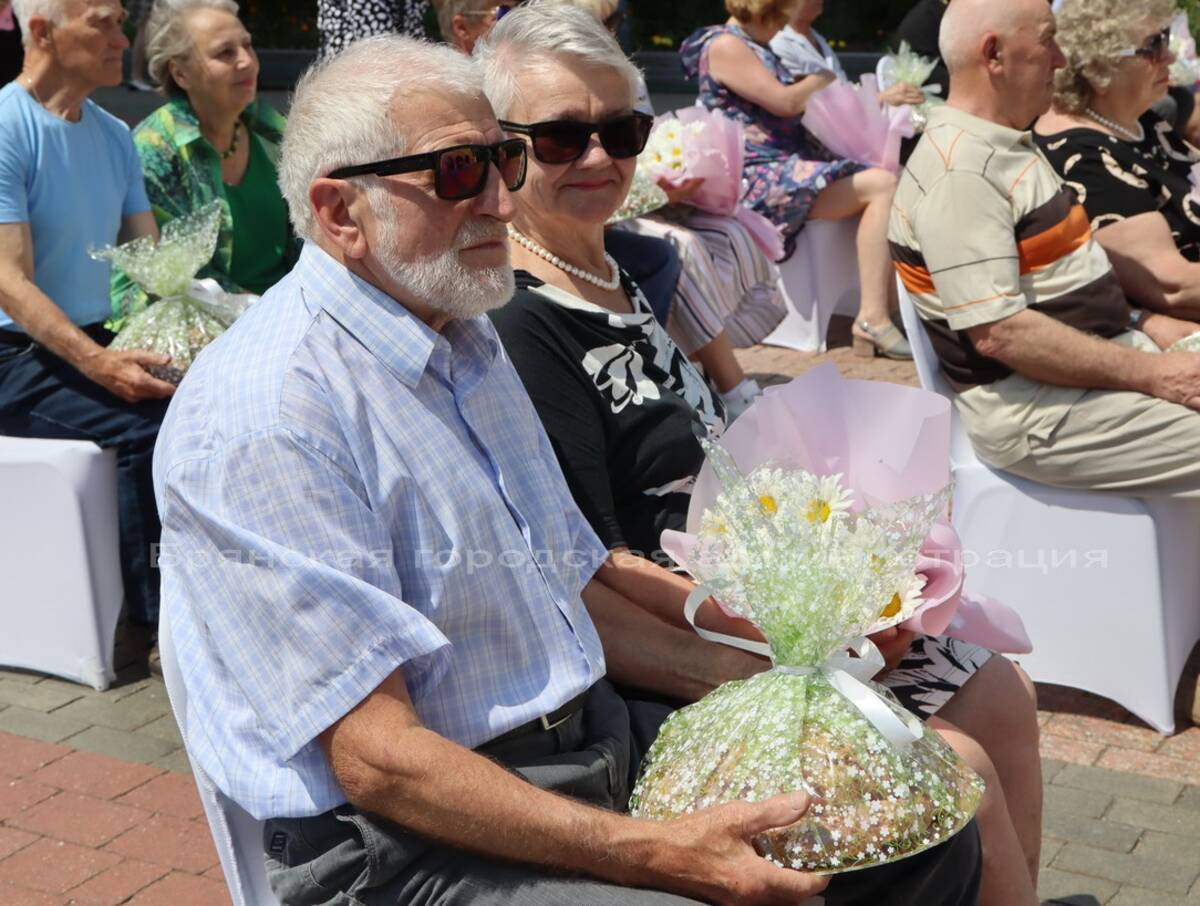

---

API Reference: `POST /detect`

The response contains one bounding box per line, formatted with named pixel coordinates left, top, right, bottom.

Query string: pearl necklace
left=507, top=226, right=621, bottom=291
left=1086, top=109, right=1144, bottom=143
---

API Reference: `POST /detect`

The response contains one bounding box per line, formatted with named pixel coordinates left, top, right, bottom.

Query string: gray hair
left=278, top=35, right=485, bottom=241
left=473, top=0, right=640, bottom=119
left=143, top=0, right=240, bottom=97
left=431, top=0, right=493, bottom=42
left=12, top=0, right=66, bottom=46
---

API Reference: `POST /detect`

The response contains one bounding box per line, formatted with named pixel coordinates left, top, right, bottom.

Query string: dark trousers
left=264, top=681, right=982, bottom=905
left=0, top=330, right=169, bottom=625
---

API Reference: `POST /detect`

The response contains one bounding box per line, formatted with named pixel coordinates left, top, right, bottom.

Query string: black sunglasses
left=1119, top=27, right=1171, bottom=62
left=327, top=139, right=528, bottom=201
left=499, top=113, right=653, bottom=165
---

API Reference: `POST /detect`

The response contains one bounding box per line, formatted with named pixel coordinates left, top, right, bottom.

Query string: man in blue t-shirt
left=0, top=0, right=172, bottom=631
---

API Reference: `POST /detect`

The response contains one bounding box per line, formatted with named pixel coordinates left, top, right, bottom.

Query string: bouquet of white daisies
left=630, top=444, right=983, bottom=873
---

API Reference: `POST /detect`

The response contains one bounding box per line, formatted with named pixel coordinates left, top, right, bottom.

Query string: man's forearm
left=969, top=309, right=1154, bottom=395
left=0, top=273, right=104, bottom=368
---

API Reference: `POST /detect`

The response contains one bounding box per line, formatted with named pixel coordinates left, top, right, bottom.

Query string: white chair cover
left=763, top=219, right=861, bottom=353
left=0, top=436, right=123, bottom=689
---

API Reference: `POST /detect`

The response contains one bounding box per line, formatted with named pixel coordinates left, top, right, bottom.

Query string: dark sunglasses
left=499, top=112, right=653, bottom=164
left=1118, top=27, right=1171, bottom=62
left=461, top=0, right=523, bottom=20
left=327, top=139, right=527, bottom=201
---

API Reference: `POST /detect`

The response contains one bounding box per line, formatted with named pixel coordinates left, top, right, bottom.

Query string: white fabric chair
left=763, top=219, right=861, bottom=352
left=159, top=605, right=280, bottom=906
left=0, top=436, right=124, bottom=690
left=898, top=287, right=1200, bottom=733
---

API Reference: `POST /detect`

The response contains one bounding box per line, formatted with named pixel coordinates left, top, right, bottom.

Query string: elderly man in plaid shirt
left=153, top=33, right=982, bottom=906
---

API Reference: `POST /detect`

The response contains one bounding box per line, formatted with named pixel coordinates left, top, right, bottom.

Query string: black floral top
left=1035, top=111, right=1200, bottom=261
left=489, top=270, right=723, bottom=559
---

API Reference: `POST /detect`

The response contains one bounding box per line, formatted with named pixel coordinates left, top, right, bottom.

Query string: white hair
left=144, top=0, right=241, bottom=97
left=278, top=34, right=485, bottom=241
left=473, top=0, right=641, bottom=119
left=12, top=0, right=67, bottom=45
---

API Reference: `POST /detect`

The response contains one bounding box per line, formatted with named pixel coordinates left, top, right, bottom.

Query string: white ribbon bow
left=683, top=585, right=923, bottom=750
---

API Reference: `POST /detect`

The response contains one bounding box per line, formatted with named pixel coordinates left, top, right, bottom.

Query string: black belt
left=484, top=690, right=589, bottom=747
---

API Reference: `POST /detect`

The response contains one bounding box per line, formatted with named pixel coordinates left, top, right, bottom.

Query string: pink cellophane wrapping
left=643, top=107, right=785, bottom=261
left=662, top=363, right=1031, bottom=653
left=0, top=3, right=13, bottom=31
left=801, top=75, right=915, bottom=174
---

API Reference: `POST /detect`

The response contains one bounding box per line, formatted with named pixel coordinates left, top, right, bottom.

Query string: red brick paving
left=0, top=732, right=229, bottom=905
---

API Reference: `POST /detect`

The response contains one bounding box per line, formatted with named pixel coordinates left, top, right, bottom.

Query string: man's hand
left=868, top=626, right=916, bottom=672
left=1140, top=311, right=1200, bottom=349
left=647, top=793, right=830, bottom=905
left=658, top=176, right=705, bottom=206
left=879, top=82, right=926, bottom=107
left=1143, top=351, right=1200, bottom=410
left=78, top=347, right=176, bottom=402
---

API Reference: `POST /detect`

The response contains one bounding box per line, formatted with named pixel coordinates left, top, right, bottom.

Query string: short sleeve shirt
left=769, top=26, right=848, bottom=81
left=0, top=83, right=149, bottom=330
left=889, top=105, right=1138, bottom=468
left=1035, top=112, right=1200, bottom=261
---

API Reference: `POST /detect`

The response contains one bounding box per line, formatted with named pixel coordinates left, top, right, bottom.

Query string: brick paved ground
left=0, top=327, right=1195, bottom=904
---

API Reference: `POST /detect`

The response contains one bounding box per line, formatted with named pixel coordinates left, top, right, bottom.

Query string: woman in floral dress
left=681, top=0, right=911, bottom=358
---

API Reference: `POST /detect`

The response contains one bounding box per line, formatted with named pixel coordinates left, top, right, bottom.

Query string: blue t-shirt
left=0, top=83, right=150, bottom=330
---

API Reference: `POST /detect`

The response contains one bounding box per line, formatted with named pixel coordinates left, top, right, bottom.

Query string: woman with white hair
left=111, top=0, right=296, bottom=312
left=1034, top=0, right=1200, bottom=318
left=480, top=8, right=1041, bottom=903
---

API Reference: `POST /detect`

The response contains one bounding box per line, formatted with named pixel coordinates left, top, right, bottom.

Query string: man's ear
left=309, top=178, right=370, bottom=260
left=450, top=14, right=476, bottom=52
left=982, top=33, right=1003, bottom=74
left=25, top=14, right=55, bottom=50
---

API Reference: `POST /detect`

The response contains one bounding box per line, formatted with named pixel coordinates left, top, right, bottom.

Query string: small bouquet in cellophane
left=802, top=74, right=916, bottom=173
left=630, top=444, right=983, bottom=872
left=634, top=108, right=784, bottom=260
left=91, top=202, right=251, bottom=384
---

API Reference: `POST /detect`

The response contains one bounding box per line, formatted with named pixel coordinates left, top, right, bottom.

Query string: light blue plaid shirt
left=153, top=243, right=608, bottom=820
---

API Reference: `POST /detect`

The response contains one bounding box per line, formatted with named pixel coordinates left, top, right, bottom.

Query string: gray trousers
left=264, top=681, right=981, bottom=906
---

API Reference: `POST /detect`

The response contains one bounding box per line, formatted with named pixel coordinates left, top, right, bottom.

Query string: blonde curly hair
left=725, top=0, right=798, bottom=26
left=1052, top=0, right=1176, bottom=114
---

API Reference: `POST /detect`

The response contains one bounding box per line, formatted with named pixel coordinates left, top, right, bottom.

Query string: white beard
left=372, top=198, right=515, bottom=321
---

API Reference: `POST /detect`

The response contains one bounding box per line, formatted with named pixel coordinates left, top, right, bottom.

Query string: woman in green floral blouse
left=111, top=0, right=298, bottom=315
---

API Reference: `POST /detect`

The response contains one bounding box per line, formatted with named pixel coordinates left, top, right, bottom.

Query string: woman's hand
left=879, top=82, right=926, bottom=107
left=658, top=177, right=705, bottom=205
left=868, top=626, right=916, bottom=672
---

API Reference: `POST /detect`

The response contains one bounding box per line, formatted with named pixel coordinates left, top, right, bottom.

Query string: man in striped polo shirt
left=890, top=0, right=1200, bottom=495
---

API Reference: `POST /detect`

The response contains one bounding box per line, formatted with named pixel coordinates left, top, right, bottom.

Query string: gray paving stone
left=1042, top=758, right=1068, bottom=784
left=50, top=686, right=171, bottom=732
left=62, top=725, right=175, bottom=765
left=1108, top=889, right=1193, bottom=906
left=136, top=714, right=184, bottom=746
left=1037, top=866, right=1118, bottom=903
left=0, top=678, right=86, bottom=712
left=1178, top=786, right=1200, bottom=810
left=1054, top=843, right=1198, bottom=894
left=0, top=705, right=92, bottom=743
left=0, top=668, right=46, bottom=685
left=1042, top=837, right=1067, bottom=867
left=1042, top=812, right=1142, bottom=853
left=1045, top=784, right=1114, bottom=820
left=1133, top=831, right=1200, bottom=871
left=1055, top=764, right=1185, bottom=806
left=152, top=748, right=192, bottom=774
left=1108, top=799, right=1200, bottom=839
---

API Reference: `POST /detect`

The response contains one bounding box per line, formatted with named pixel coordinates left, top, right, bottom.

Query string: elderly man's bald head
left=939, top=0, right=1055, bottom=73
